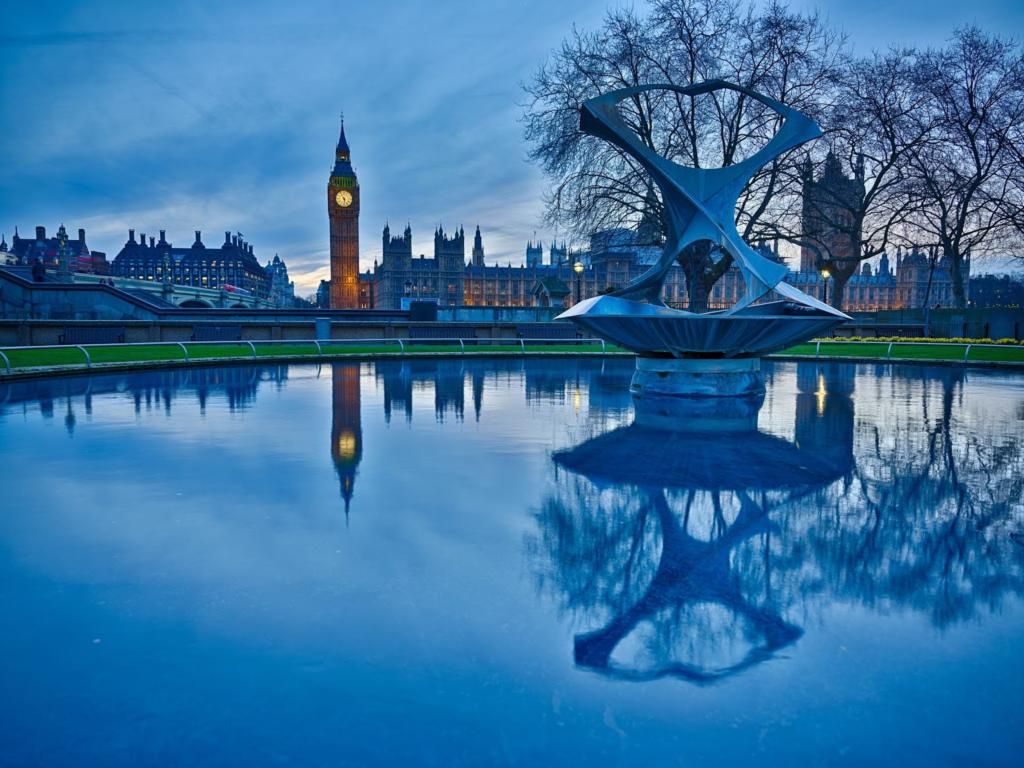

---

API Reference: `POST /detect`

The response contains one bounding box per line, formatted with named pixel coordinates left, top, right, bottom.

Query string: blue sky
left=1, top=0, right=1021, bottom=295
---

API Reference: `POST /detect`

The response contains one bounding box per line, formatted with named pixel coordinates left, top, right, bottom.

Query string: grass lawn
left=3, top=346, right=92, bottom=368
left=87, top=344, right=187, bottom=364
left=1, top=339, right=1021, bottom=374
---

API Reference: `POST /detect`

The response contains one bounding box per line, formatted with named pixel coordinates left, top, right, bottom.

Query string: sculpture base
left=630, top=356, right=765, bottom=399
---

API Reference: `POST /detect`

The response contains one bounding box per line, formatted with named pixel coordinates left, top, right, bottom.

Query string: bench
left=516, top=323, right=580, bottom=340
left=59, top=326, right=126, bottom=344
left=407, top=325, right=478, bottom=344
left=191, top=324, right=243, bottom=342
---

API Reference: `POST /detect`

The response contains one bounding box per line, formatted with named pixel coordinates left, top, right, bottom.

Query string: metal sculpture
left=559, top=81, right=850, bottom=360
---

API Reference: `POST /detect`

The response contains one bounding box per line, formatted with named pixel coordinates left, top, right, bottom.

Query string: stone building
left=800, top=152, right=864, bottom=273
left=794, top=152, right=966, bottom=310
left=327, top=119, right=360, bottom=309
left=109, top=229, right=270, bottom=298
left=895, top=247, right=968, bottom=309
left=366, top=224, right=688, bottom=310
left=969, top=274, right=1024, bottom=308
left=7, top=225, right=108, bottom=274
left=0, top=234, right=15, bottom=265
left=264, top=254, right=296, bottom=307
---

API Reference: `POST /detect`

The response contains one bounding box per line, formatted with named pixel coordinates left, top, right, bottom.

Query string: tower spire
left=336, top=111, right=350, bottom=160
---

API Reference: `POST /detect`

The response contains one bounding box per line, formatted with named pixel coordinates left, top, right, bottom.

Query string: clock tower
left=328, top=117, right=360, bottom=308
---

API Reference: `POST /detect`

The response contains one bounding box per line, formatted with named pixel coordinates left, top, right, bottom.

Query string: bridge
left=72, top=272, right=272, bottom=309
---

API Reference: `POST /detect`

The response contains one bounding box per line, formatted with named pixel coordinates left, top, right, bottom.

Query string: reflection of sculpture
left=559, top=81, right=849, bottom=364
left=537, top=372, right=855, bottom=684
left=536, top=361, right=1024, bottom=685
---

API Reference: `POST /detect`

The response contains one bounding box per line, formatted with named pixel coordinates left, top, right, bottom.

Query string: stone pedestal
left=633, top=389, right=764, bottom=432
left=630, top=356, right=765, bottom=399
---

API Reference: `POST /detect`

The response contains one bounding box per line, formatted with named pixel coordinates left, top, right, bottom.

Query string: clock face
left=335, top=190, right=353, bottom=208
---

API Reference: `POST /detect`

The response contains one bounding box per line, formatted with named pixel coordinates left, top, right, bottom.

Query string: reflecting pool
left=1, top=359, right=1022, bottom=766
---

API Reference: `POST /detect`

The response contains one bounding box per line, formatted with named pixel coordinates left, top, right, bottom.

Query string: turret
left=471, top=225, right=485, bottom=267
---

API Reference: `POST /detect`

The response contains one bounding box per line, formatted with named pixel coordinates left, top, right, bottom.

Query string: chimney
left=128, top=229, right=136, bottom=243
left=232, top=235, right=238, bottom=246
left=140, top=233, right=147, bottom=246
left=78, top=228, right=86, bottom=242
left=149, top=236, right=155, bottom=247
left=224, top=231, right=231, bottom=245
left=194, top=230, right=203, bottom=247
left=35, top=226, right=46, bottom=240
left=158, top=229, right=167, bottom=244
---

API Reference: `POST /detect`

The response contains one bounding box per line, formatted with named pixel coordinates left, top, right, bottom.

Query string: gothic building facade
left=800, top=152, right=864, bottom=273
left=365, top=224, right=688, bottom=310
left=793, top=152, right=967, bottom=310
left=372, top=223, right=466, bottom=309
left=265, top=254, right=296, bottom=307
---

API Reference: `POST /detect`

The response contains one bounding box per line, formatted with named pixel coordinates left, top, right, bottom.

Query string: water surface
left=1, top=359, right=1022, bottom=766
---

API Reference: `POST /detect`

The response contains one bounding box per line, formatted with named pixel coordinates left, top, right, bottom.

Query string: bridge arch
left=179, top=299, right=213, bottom=309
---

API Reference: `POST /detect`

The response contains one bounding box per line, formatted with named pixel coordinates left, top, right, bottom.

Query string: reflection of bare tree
left=533, top=400, right=851, bottom=683
left=533, top=363, right=1024, bottom=685
left=793, top=368, right=1024, bottom=627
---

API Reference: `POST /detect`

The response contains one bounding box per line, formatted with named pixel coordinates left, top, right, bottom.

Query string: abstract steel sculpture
left=558, top=81, right=849, bottom=395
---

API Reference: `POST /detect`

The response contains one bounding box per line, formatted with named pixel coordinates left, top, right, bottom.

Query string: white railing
left=0, top=337, right=612, bottom=374
left=803, top=339, right=1021, bottom=362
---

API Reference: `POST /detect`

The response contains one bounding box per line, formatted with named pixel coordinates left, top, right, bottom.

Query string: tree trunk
left=947, top=246, right=967, bottom=309
left=830, top=271, right=850, bottom=312
left=678, top=241, right=714, bottom=312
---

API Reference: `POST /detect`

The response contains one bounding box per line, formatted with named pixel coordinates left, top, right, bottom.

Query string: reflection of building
left=795, top=362, right=856, bottom=475
left=8, top=225, right=108, bottom=274
left=109, top=229, right=272, bottom=298
left=331, top=363, right=363, bottom=518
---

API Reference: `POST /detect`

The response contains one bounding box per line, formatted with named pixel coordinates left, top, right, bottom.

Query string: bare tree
left=906, top=27, right=1024, bottom=308
left=522, top=0, right=844, bottom=310
left=774, top=50, right=934, bottom=309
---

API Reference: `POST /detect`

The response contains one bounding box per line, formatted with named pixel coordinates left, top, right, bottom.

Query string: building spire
left=336, top=111, right=350, bottom=157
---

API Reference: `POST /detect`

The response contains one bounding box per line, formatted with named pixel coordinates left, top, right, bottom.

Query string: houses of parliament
left=326, top=121, right=965, bottom=312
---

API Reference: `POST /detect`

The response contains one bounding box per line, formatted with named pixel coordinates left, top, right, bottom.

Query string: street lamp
left=573, top=259, right=584, bottom=303
left=820, top=267, right=831, bottom=305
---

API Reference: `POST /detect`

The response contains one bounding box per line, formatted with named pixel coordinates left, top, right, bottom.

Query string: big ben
left=328, top=117, right=359, bottom=308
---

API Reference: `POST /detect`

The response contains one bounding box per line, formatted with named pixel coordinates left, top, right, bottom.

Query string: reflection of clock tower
left=331, top=362, right=363, bottom=520
left=328, top=117, right=359, bottom=309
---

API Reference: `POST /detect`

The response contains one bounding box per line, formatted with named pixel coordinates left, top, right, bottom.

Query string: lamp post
left=573, top=259, right=584, bottom=304
left=820, top=267, right=831, bottom=306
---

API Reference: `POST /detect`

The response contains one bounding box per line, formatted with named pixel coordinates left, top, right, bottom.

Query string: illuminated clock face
left=335, top=190, right=353, bottom=208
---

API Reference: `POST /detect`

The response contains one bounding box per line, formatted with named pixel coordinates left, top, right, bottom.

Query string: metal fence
left=2, top=337, right=1023, bottom=376
left=0, top=337, right=613, bottom=374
